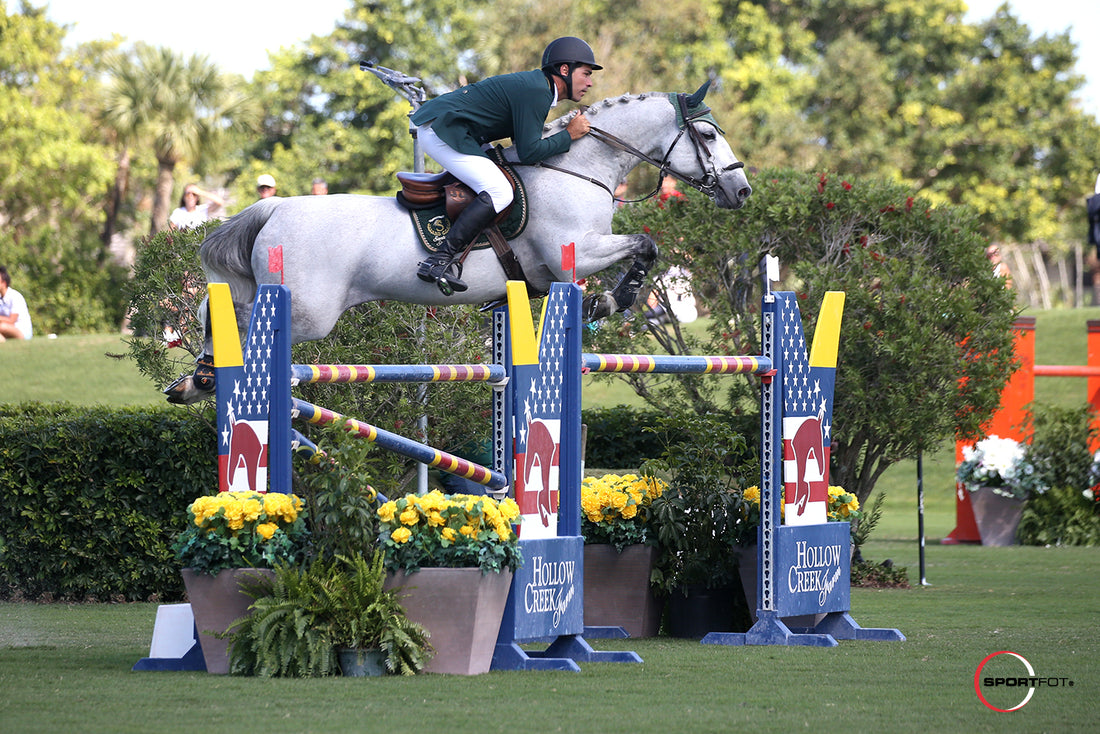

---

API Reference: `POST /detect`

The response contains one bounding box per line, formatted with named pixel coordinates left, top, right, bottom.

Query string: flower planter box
left=385, top=567, right=512, bottom=675
left=181, top=567, right=273, bottom=675
left=666, top=584, right=738, bottom=638
left=969, top=486, right=1026, bottom=546
left=583, top=543, right=661, bottom=638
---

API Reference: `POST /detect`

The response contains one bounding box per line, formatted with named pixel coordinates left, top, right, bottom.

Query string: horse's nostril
left=739, top=186, right=753, bottom=200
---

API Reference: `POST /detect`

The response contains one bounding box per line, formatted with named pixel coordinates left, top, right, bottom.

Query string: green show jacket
left=411, top=69, right=572, bottom=164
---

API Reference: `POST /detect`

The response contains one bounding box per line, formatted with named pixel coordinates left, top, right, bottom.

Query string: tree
left=602, top=170, right=1018, bottom=505
left=0, top=2, right=126, bottom=333
left=101, top=43, right=258, bottom=234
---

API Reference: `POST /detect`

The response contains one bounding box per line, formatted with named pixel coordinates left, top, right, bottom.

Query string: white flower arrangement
left=1086, top=449, right=1100, bottom=503
left=956, top=435, right=1047, bottom=501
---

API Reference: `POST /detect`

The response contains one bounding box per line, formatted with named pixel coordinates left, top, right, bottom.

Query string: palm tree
left=102, top=43, right=259, bottom=235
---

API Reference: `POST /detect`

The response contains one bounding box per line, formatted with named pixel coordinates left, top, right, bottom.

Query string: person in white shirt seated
left=0, top=265, right=33, bottom=341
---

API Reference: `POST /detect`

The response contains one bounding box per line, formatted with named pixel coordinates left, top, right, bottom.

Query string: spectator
left=311, top=178, right=329, bottom=195
left=169, top=184, right=225, bottom=230
left=257, top=174, right=277, bottom=199
left=645, top=266, right=698, bottom=324
left=986, top=244, right=1013, bottom=289
left=0, top=265, right=33, bottom=341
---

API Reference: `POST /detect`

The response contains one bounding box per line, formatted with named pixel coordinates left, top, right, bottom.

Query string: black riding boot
left=417, top=191, right=498, bottom=295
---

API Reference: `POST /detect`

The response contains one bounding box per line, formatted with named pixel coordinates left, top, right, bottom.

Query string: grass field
left=0, top=334, right=165, bottom=407
left=2, top=310, right=1099, bottom=731
left=1, top=541, right=1096, bottom=732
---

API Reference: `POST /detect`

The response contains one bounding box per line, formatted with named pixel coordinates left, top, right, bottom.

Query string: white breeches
left=418, top=126, right=514, bottom=213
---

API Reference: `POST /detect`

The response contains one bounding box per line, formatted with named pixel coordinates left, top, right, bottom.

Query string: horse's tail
left=199, top=198, right=283, bottom=306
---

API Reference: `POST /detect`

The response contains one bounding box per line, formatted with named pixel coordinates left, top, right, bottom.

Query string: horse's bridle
left=530, top=93, right=744, bottom=203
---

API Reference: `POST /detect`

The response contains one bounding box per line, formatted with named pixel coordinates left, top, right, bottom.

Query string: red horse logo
left=522, top=419, right=559, bottom=526
left=226, top=405, right=267, bottom=493
left=789, top=407, right=827, bottom=516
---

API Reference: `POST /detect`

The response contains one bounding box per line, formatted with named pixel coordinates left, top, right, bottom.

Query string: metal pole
left=917, top=451, right=929, bottom=586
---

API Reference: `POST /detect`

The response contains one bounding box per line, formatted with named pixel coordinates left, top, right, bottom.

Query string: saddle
left=394, top=152, right=530, bottom=285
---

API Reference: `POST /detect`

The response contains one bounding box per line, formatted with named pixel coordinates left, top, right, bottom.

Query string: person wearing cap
left=257, top=174, right=277, bottom=198
left=409, top=36, right=601, bottom=294
left=311, top=178, right=328, bottom=195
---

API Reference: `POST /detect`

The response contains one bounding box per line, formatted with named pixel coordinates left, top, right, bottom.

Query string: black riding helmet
left=541, top=37, right=602, bottom=100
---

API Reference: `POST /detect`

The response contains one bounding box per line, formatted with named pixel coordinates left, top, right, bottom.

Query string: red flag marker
left=561, top=242, right=576, bottom=283
left=268, top=246, right=284, bottom=284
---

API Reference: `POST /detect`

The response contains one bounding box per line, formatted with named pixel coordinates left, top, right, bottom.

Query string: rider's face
left=562, top=64, right=595, bottom=102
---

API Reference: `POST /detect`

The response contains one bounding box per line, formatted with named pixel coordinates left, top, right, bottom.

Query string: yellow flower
left=241, top=498, right=263, bottom=522
left=499, top=498, right=521, bottom=521
left=256, top=522, right=278, bottom=540
left=441, top=527, right=457, bottom=542
left=391, top=527, right=412, bottom=544
left=263, top=493, right=289, bottom=520
left=377, top=501, right=397, bottom=523
left=399, top=507, right=420, bottom=526
left=493, top=520, right=512, bottom=540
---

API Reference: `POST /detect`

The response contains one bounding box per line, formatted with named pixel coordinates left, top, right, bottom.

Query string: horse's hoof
left=581, top=293, right=616, bottom=322
left=163, top=374, right=214, bottom=405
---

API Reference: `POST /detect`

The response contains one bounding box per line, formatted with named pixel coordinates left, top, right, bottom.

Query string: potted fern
left=227, top=552, right=431, bottom=677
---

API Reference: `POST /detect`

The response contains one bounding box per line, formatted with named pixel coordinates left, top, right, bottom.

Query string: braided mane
left=544, top=92, right=656, bottom=133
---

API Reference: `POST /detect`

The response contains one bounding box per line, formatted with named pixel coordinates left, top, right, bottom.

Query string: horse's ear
left=687, top=80, right=710, bottom=108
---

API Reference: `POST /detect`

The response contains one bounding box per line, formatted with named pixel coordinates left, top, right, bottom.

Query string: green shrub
left=124, top=222, right=495, bottom=494
left=1017, top=402, right=1100, bottom=545
left=0, top=403, right=215, bottom=600
left=581, top=405, right=673, bottom=469
left=599, top=170, right=1018, bottom=506
left=228, top=553, right=431, bottom=677
left=294, top=425, right=387, bottom=561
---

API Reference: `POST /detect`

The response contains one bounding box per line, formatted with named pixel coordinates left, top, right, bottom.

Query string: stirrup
left=417, top=256, right=467, bottom=294
left=435, top=261, right=467, bottom=295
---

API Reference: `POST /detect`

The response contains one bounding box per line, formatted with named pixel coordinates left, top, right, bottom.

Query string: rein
left=527, top=94, right=744, bottom=203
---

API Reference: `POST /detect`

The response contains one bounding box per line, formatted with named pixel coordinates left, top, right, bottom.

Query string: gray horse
left=166, top=83, right=751, bottom=404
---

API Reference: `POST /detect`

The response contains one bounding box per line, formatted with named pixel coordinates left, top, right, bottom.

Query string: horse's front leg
left=580, top=232, right=658, bottom=322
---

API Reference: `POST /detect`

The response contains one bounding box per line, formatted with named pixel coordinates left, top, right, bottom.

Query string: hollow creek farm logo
left=788, top=540, right=844, bottom=605
left=523, top=555, right=576, bottom=629
left=973, top=651, right=1075, bottom=712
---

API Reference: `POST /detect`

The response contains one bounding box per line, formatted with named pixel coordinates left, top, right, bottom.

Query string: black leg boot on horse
left=417, top=191, right=497, bottom=296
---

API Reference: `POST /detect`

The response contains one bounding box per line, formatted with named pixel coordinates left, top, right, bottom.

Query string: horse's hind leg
left=581, top=233, right=658, bottom=322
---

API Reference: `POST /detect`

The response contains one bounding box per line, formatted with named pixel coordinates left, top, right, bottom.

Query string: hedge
left=0, top=404, right=215, bottom=601
left=0, top=402, right=739, bottom=599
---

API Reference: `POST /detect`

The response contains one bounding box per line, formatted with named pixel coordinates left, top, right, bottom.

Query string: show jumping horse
left=166, top=81, right=751, bottom=404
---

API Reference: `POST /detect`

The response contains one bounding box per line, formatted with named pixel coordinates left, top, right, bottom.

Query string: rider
left=409, top=36, right=601, bottom=294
